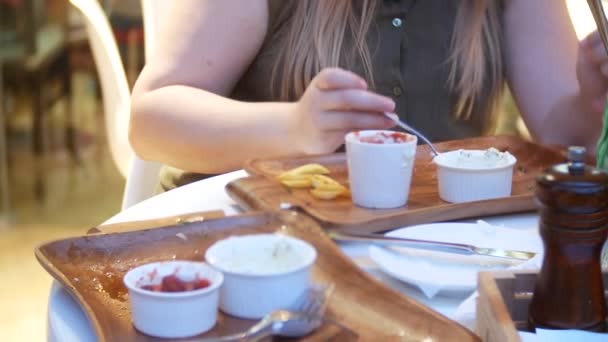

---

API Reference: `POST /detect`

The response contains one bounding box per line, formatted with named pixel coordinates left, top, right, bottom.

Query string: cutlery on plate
left=327, top=230, right=536, bottom=261
left=199, top=284, right=334, bottom=341
left=383, top=112, right=441, bottom=156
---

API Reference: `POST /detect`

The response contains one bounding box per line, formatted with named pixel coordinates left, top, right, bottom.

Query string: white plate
left=368, top=222, right=543, bottom=297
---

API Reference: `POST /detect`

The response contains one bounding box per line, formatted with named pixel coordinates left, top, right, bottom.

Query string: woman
left=130, top=0, right=608, bottom=189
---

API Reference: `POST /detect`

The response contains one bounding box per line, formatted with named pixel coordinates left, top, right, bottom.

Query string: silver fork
left=201, top=284, right=333, bottom=342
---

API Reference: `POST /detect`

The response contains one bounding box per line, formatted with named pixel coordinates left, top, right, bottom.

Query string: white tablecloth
left=46, top=170, right=538, bottom=341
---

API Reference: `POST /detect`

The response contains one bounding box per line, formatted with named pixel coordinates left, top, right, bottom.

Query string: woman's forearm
left=130, top=85, right=298, bottom=174
left=503, top=0, right=603, bottom=155
left=535, top=92, right=601, bottom=154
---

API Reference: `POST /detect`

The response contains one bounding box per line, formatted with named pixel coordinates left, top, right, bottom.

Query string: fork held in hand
left=203, top=284, right=333, bottom=342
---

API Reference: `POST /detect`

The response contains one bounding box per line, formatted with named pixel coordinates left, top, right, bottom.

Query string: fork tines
left=293, top=283, right=335, bottom=319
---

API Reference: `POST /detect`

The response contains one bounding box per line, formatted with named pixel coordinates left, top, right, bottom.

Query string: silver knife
left=327, top=230, right=536, bottom=261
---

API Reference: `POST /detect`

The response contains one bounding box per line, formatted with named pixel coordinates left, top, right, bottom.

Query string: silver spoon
left=588, top=0, right=608, bottom=55
left=383, top=112, right=440, bottom=156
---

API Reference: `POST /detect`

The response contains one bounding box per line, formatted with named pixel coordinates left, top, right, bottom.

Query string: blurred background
left=1, top=0, right=142, bottom=340
left=0, top=0, right=597, bottom=341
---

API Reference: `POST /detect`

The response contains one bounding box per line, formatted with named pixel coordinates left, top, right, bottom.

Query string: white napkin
left=368, top=221, right=542, bottom=299
left=369, top=246, right=497, bottom=298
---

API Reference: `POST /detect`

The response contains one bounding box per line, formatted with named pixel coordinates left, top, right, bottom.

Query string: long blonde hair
left=270, top=0, right=504, bottom=122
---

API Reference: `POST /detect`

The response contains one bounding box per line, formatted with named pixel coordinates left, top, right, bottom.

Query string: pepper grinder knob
left=567, top=146, right=586, bottom=174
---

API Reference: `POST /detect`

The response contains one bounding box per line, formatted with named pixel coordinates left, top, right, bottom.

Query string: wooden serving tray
left=35, top=211, right=478, bottom=341
left=476, top=270, right=608, bottom=342
left=226, top=136, right=565, bottom=233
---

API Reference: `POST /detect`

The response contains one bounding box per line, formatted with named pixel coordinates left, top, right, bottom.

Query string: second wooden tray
left=226, top=136, right=565, bottom=233
left=35, top=211, right=477, bottom=341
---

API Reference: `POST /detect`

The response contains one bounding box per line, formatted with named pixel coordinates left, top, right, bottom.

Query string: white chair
left=69, top=0, right=161, bottom=209
left=118, top=0, right=166, bottom=208
left=141, top=0, right=164, bottom=61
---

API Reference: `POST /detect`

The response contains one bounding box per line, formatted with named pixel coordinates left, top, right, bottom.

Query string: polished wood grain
left=35, top=211, right=479, bottom=341
left=228, top=136, right=565, bottom=233
left=477, top=270, right=608, bottom=342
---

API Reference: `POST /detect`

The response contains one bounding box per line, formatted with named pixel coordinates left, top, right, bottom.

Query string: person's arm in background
left=503, top=0, right=604, bottom=153
left=130, top=0, right=395, bottom=174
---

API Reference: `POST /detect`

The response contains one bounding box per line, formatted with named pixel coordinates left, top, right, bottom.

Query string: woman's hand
left=290, top=68, right=396, bottom=154
left=577, top=30, right=608, bottom=114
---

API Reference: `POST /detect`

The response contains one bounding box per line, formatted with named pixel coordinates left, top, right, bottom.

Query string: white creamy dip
left=435, top=148, right=515, bottom=170
left=208, top=235, right=311, bottom=275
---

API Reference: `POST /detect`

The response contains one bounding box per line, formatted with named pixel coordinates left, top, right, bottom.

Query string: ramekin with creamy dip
left=433, top=148, right=517, bottom=203
left=205, top=234, right=317, bottom=319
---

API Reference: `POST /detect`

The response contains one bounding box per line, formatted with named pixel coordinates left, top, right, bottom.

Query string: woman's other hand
left=578, top=30, right=608, bottom=114
left=291, top=68, right=396, bottom=154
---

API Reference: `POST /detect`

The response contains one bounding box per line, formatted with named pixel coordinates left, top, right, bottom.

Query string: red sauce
left=140, top=274, right=211, bottom=293
left=357, top=131, right=412, bottom=144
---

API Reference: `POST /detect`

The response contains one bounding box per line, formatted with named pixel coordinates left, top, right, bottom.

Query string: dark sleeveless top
left=160, top=0, right=502, bottom=190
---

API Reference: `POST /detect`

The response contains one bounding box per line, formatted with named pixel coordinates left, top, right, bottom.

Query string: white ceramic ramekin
left=205, top=234, right=317, bottom=319
left=433, top=149, right=517, bottom=203
left=345, top=130, right=418, bottom=209
left=123, top=260, right=223, bottom=338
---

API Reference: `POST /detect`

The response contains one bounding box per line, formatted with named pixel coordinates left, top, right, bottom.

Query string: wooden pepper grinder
left=528, top=146, right=608, bottom=331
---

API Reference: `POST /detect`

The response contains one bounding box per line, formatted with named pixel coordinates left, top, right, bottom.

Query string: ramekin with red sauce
left=353, top=130, right=414, bottom=144
left=346, top=130, right=418, bottom=208
left=123, top=260, right=223, bottom=338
